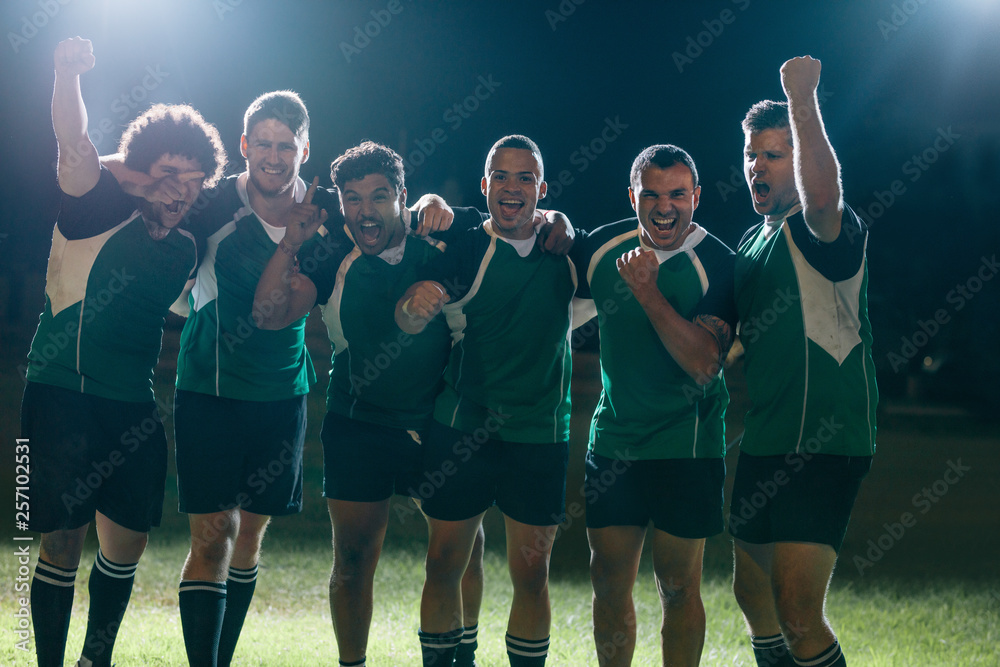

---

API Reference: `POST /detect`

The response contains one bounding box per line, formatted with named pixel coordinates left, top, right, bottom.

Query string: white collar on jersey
left=376, top=227, right=410, bottom=265
left=235, top=172, right=308, bottom=243
left=484, top=219, right=537, bottom=258
left=637, top=223, right=707, bottom=263
left=762, top=203, right=804, bottom=240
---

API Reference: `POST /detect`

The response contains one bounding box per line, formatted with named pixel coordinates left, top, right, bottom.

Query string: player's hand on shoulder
left=781, top=55, right=821, bottom=100
left=617, top=247, right=659, bottom=297
left=284, top=176, right=328, bottom=247
left=54, top=37, right=95, bottom=76
left=535, top=209, right=575, bottom=255
left=412, top=195, right=454, bottom=236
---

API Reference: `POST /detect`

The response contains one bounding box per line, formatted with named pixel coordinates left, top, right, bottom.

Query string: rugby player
left=730, top=56, right=877, bottom=667
left=24, top=37, right=224, bottom=667
left=574, top=144, right=736, bottom=666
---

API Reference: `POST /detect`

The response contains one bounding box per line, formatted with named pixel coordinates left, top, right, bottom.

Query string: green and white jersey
left=175, top=174, right=339, bottom=401
left=426, top=219, right=577, bottom=443
left=300, top=207, right=484, bottom=431
left=575, top=219, right=737, bottom=460
left=735, top=205, right=877, bottom=456
left=26, top=167, right=197, bottom=402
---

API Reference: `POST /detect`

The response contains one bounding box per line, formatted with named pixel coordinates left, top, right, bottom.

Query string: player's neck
left=244, top=173, right=298, bottom=227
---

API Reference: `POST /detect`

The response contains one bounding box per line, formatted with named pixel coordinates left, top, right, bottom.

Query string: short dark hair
left=243, top=90, right=309, bottom=142
left=485, top=134, right=544, bottom=181
left=629, top=144, right=699, bottom=190
left=118, top=103, right=227, bottom=188
left=330, top=141, right=405, bottom=195
left=742, top=100, right=791, bottom=137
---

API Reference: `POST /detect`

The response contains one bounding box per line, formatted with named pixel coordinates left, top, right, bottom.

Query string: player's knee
left=510, top=559, right=549, bottom=597
left=189, top=533, right=233, bottom=567
left=425, top=546, right=468, bottom=585
left=657, top=576, right=699, bottom=610
left=39, top=530, right=87, bottom=568
left=334, top=540, right=378, bottom=577
left=101, top=531, right=148, bottom=563
left=773, top=583, right=823, bottom=626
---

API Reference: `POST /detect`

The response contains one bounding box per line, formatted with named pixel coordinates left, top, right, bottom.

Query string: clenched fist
left=54, top=37, right=95, bottom=77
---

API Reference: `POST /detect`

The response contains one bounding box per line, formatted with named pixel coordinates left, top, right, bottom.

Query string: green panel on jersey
left=176, top=211, right=316, bottom=400
left=735, top=218, right=877, bottom=456
left=27, top=215, right=195, bottom=402
left=324, top=237, right=452, bottom=430
left=434, top=230, right=575, bottom=444
left=585, top=227, right=727, bottom=460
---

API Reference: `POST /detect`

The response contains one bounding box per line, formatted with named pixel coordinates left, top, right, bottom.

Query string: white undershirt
left=498, top=231, right=537, bottom=258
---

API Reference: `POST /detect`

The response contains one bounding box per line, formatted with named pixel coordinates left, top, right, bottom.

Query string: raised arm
left=617, top=248, right=733, bottom=385
left=782, top=55, right=843, bottom=243
left=52, top=37, right=99, bottom=197
left=253, top=177, right=328, bottom=329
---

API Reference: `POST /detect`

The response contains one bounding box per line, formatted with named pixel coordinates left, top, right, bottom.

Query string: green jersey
left=735, top=206, right=877, bottom=456
left=427, top=220, right=577, bottom=443
left=575, top=219, right=737, bottom=460
left=175, top=174, right=339, bottom=401
left=300, top=208, right=484, bottom=431
left=26, top=168, right=197, bottom=402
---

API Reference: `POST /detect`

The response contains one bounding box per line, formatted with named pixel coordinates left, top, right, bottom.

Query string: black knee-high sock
left=30, top=558, right=77, bottom=667
left=506, top=633, right=549, bottom=667
left=793, top=640, right=846, bottom=667
left=217, top=564, right=258, bottom=667
left=80, top=550, right=137, bottom=667
left=751, top=633, right=795, bottom=667
left=454, top=623, right=479, bottom=667
left=179, top=580, right=227, bottom=667
left=419, top=628, right=463, bottom=667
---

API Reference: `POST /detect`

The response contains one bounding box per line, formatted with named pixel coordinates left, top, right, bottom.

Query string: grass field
left=1, top=322, right=999, bottom=665
left=2, top=537, right=998, bottom=666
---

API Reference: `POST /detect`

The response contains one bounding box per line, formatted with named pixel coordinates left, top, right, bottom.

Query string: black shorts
left=728, top=451, right=872, bottom=552
left=174, top=390, right=306, bottom=516
left=20, top=382, right=167, bottom=533
left=584, top=451, right=725, bottom=539
left=322, top=411, right=424, bottom=502
left=418, top=420, right=569, bottom=526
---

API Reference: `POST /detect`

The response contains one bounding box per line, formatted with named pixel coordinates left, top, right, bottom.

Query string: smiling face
left=744, top=127, right=800, bottom=221
left=481, top=147, right=546, bottom=240
left=138, top=153, right=205, bottom=229
left=629, top=162, right=700, bottom=251
left=241, top=118, right=309, bottom=199
left=341, top=173, right=407, bottom=255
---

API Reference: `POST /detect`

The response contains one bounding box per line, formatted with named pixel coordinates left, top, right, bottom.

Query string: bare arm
left=101, top=153, right=204, bottom=206
left=409, top=194, right=454, bottom=236
left=395, top=281, right=449, bottom=335
left=783, top=55, right=843, bottom=243
left=253, top=177, right=327, bottom=330
left=535, top=209, right=576, bottom=255
left=617, top=248, right=733, bottom=384
left=52, top=37, right=99, bottom=197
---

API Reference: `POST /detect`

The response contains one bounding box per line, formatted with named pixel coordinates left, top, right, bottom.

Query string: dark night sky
left=2, top=0, right=998, bottom=404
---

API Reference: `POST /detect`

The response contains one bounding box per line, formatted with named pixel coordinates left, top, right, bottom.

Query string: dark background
left=2, top=0, right=998, bottom=407
left=1, top=0, right=998, bottom=577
